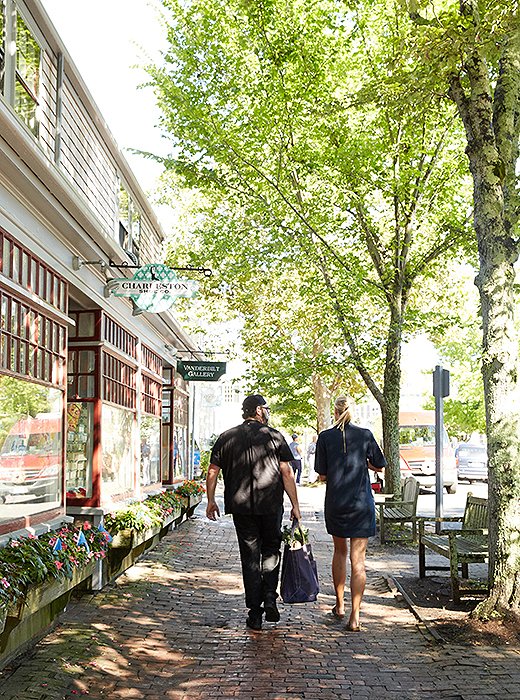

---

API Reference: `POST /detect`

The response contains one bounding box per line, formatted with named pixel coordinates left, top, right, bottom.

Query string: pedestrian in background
left=315, top=395, right=386, bottom=631
left=306, top=434, right=318, bottom=483
left=206, top=394, right=301, bottom=631
left=289, top=433, right=303, bottom=484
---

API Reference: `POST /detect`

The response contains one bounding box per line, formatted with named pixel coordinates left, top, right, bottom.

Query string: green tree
left=406, top=0, right=520, bottom=619
left=149, top=0, right=473, bottom=494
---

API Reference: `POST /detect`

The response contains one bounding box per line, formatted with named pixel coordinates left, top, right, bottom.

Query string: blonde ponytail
left=333, top=395, right=352, bottom=430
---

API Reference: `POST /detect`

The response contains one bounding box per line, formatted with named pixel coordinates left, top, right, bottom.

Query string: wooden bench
left=378, top=476, right=420, bottom=544
left=418, top=494, right=488, bottom=603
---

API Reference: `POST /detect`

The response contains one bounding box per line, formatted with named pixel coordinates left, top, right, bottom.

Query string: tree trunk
left=450, top=47, right=520, bottom=615
left=312, top=372, right=333, bottom=432
left=381, top=303, right=403, bottom=495
left=472, top=165, right=520, bottom=615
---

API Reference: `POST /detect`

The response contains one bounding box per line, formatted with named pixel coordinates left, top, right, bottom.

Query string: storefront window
left=161, top=423, right=170, bottom=482
left=101, top=404, right=134, bottom=497
left=140, top=415, right=160, bottom=487
left=0, top=375, right=62, bottom=523
left=65, top=402, right=93, bottom=498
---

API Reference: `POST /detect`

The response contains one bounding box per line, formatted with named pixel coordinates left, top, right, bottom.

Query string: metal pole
left=433, top=365, right=444, bottom=534
left=189, top=383, right=197, bottom=480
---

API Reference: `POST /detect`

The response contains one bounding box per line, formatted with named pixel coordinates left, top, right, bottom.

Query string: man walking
left=206, top=394, right=301, bottom=630
left=289, top=433, right=303, bottom=484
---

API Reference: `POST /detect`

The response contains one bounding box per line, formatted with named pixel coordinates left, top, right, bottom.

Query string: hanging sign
left=105, top=264, right=198, bottom=312
left=177, top=360, right=227, bottom=382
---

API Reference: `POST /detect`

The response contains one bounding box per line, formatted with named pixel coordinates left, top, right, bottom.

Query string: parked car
left=399, top=411, right=458, bottom=494
left=455, top=442, right=488, bottom=483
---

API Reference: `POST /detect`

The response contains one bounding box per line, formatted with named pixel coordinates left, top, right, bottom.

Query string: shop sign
left=105, top=264, right=198, bottom=312
left=177, top=360, right=227, bottom=382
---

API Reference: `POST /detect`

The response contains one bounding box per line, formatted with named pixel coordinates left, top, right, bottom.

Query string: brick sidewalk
left=0, top=488, right=518, bottom=700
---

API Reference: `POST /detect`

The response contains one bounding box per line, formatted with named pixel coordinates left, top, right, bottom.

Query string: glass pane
left=12, top=245, right=20, bottom=283
left=0, top=333, right=8, bottom=368
left=0, top=295, right=7, bottom=330
left=15, top=14, right=40, bottom=136
left=39, top=265, right=45, bottom=297
left=66, top=402, right=94, bottom=499
left=68, top=350, right=76, bottom=374
left=161, top=424, right=170, bottom=482
left=59, top=326, right=65, bottom=353
left=2, top=237, right=10, bottom=277
left=60, top=281, right=66, bottom=312
left=19, top=341, right=27, bottom=375
left=77, top=376, right=90, bottom=398
left=0, top=377, right=63, bottom=523
left=101, top=404, right=134, bottom=497
left=36, top=349, right=42, bottom=379
left=30, top=258, right=37, bottom=292
left=53, top=277, right=59, bottom=306
left=10, top=300, right=18, bottom=335
left=79, top=350, right=95, bottom=373
left=20, top=305, right=29, bottom=339
left=21, top=252, right=29, bottom=288
left=78, top=312, right=95, bottom=337
left=140, top=415, right=161, bottom=487
left=44, top=351, right=51, bottom=382
left=10, top=338, right=19, bottom=372
left=67, top=374, right=76, bottom=399
left=46, top=271, right=52, bottom=304
left=54, top=324, right=60, bottom=352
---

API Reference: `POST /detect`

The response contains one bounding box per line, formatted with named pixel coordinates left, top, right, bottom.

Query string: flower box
left=109, top=510, right=180, bottom=550
left=0, top=559, right=97, bottom=667
left=6, top=560, right=96, bottom=623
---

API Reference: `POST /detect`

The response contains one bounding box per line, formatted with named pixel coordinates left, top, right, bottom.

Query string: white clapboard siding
left=59, top=75, right=119, bottom=238
left=38, top=49, right=57, bottom=159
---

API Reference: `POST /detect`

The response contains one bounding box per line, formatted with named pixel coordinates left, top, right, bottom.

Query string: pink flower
left=10, top=540, right=20, bottom=548
left=83, top=521, right=92, bottom=531
left=54, top=561, right=64, bottom=570
left=0, top=578, right=10, bottom=589
left=27, top=533, right=38, bottom=539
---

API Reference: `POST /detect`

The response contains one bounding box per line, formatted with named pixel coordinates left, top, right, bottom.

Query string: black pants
left=232, top=510, right=283, bottom=612
left=291, top=460, right=302, bottom=484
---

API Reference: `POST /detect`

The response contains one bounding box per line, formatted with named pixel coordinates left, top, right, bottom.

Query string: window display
left=66, top=402, right=94, bottom=498
left=140, top=415, right=160, bottom=486
left=101, top=404, right=134, bottom=498
left=0, top=375, right=62, bottom=521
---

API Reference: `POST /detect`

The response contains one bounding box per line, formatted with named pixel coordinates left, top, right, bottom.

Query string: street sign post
left=433, top=365, right=450, bottom=534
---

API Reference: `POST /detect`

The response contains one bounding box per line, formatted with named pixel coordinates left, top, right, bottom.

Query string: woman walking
left=315, top=396, right=386, bottom=631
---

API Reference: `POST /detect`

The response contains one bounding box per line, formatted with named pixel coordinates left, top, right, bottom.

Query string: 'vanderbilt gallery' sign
left=177, top=361, right=227, bottom=382
left=105, top=264, right=198, bottom=312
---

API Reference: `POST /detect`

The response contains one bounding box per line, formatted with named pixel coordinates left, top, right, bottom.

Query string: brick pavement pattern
left=0, top=489, right=518, bottom=700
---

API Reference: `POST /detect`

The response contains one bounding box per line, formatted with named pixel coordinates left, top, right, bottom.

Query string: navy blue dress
left=315, top=423, right=386, bottom=538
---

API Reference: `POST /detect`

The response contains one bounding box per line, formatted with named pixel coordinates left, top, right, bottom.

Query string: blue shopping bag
left=280, top=522, right=319, bottom=604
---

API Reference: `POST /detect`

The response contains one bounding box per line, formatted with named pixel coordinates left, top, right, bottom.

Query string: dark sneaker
left=264, top=603, right=280, bottom=622
left=246, top=609, right=263, bottom=630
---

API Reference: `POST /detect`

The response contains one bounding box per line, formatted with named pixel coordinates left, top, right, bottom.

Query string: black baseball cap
left=242, top=394, right=268, bottom=412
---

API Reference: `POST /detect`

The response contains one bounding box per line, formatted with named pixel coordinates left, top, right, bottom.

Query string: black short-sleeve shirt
left=210, top=420, right=294, bottom=515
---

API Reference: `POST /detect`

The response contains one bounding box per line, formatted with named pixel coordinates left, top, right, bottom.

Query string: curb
left=384, top=574, right=446, bottom=644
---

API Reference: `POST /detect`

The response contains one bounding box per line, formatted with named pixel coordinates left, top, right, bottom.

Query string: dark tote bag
left=280, top=524, right=319, bottom=604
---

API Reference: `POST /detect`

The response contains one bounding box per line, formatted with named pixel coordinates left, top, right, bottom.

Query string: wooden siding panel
left=59, top=76, right=118, bottom=238
left=38, top=51, right=57, bottom=159
left=139, top=217, right=163, bottom=265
